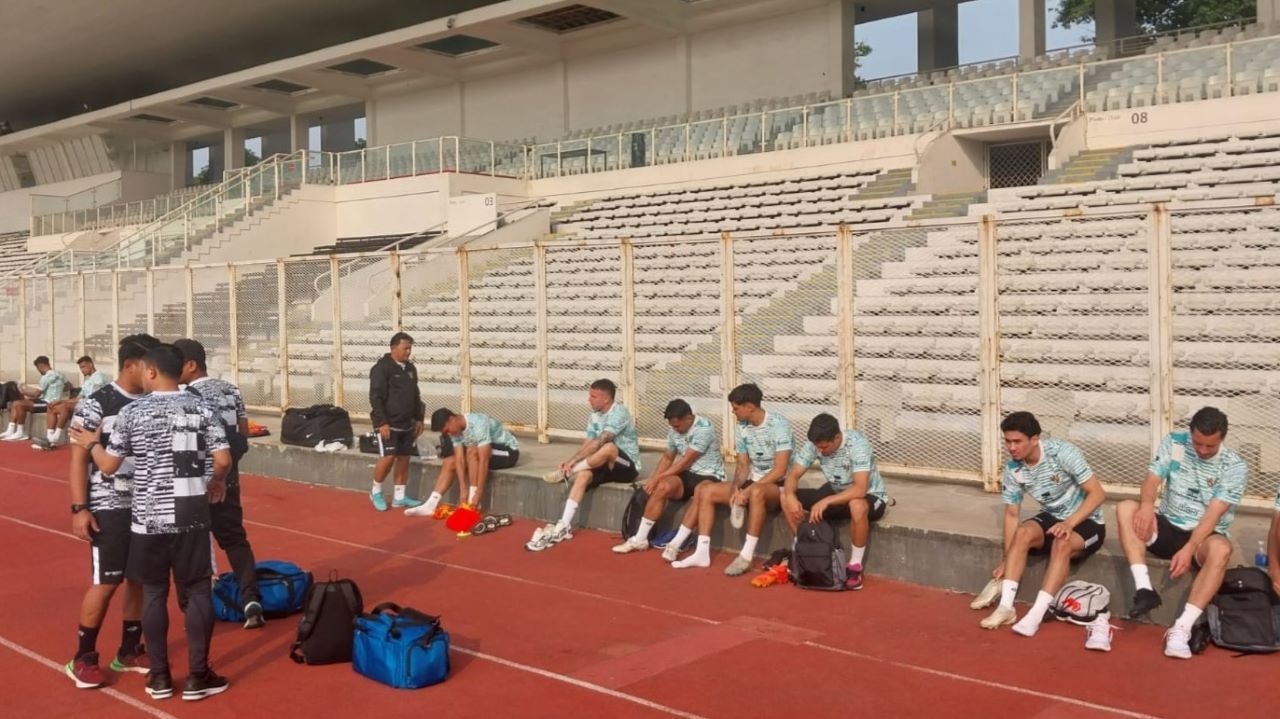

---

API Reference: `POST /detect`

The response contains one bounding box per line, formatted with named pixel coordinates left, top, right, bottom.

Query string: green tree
left=194, top=165, right=213, bottom=185
left=244, top=147, right=261, bottom=167
left=852, top=40, right=873, bottom=86
left=1054, top=0, right=1254, bottom=35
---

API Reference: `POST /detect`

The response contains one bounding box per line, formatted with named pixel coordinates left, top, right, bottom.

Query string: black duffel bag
left=281, top=404, right=354, bottom=448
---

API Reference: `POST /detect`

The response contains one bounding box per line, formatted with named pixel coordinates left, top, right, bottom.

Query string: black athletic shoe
left=1128, top=588, right=1163, bottom=619
left=182, top=668, right=229, bottom=701
left=145, top=671, right=174, bottom=700
left=243, top=601, right=266, bottom=630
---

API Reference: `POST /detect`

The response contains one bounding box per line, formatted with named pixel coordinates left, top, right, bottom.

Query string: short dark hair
left=590, top=379, right=616, bottom=399
left=389, top=332, right=413, bottom=348
left=142, top=344, right=185, bottom=380
left=76, top=355, right=94, bottom=365
left=1000, top=411, right=1042, bottom=438
left=1190, top=406, right=1228, bottom=438
left=33, top=355, right=50, bottom=367
left=663, top=399, right=693, bottom=420
left=117, top=334, right=160, bottom=370
left=430, top=407, right=456, bottom=433
left=172, top=338, right=207, bottom=372
left=806, top=413, right=841, bottom=443
left=727, top=383, right=763, bottom=407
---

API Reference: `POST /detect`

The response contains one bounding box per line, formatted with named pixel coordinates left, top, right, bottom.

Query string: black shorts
left=588, top=450, right=639, bottom=488
left=126, top=531, right=213, bottom=586
left=89, top=508, right=130, bottom=586
left=439, top=438, right=520, bottom=470
left=678, top=471, right=719, bottom=499
left=1025, top=511, right=1106, bottom=558
left=1146, top=513, right=1206, bottom=560
left=32, top=400, right=48, bottom=413
left=376, top=427, right=419, bottom=457
left=795, top=483, right=887, bottom=522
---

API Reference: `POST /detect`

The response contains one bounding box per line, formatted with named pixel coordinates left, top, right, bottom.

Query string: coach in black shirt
left=367, top=332, right=425, bottom=511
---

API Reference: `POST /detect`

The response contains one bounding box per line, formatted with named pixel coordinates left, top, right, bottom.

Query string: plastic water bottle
left=1256, top=540, right=1269, bottom=570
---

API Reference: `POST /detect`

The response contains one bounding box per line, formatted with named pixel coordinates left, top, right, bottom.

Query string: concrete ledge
left=240, top=422, right=1274, bottom=626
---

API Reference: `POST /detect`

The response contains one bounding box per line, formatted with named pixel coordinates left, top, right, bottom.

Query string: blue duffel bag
left=212, top=560, right=313, bottom=622
left=352, top=603, right=450, bottom=689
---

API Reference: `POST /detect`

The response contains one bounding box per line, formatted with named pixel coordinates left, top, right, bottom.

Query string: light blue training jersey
left=1001, top=438, right=1104, bottom=525
left=735, top=411, right=793, bottom=479
left=665, top=415, right=725, bottom=481
left=793, top=429, right=888, bottom=501
left=587, top=402, right=641, bottom=472
left=1150, top=431, right=1248, bottom=537
left=459, top=413, right=519, bottom=450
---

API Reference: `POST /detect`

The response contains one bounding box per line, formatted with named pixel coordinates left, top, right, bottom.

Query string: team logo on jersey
left=1050, top=473, right=1062, bottom=484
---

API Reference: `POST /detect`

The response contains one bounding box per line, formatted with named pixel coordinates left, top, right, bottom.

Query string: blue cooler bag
left=352, top=603, right=450, bottom=689
left=212, top=560, right=313, bottom=622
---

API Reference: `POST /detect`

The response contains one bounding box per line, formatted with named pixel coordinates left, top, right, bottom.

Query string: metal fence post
left=46, top=275, right=55, bottom=365
left=977, top=215, right=1002, bottom=493
left=330, top=256, right=344, bottom=407
left=719, top=232, right=737, bottom=455
left=620, top=238, right=638, bottom=412
left=184, top=264, right=195, bottom=337
left=18, top=277, right=27, bottom=384
left=278, top=259, right=290, bottom=412
left=145, top=269, right=155, bottom=336
left=457, top=248, right=472, bottom=413
left=77, top=272, right=86, bottom=360
left=836, top=226, right=856, bottom=429
left=1148, top=204, right=1174, bottom=449
left=534, top=240, right=549, bottom=442
left=227, top=264, right=239, bottom=385
left=110, top=271, right=120, bottom=354
left=390, top=251, right=402, bottom=333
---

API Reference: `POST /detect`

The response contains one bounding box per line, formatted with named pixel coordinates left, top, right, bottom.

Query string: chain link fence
left=190, top=266, right=232, bottom=380
left=51, top=275, right=79, bottom=376
left=235, top=262, right=280, bottom=408
left=545, top=244, right=622, bottom=433
left=336, top=256, right=394, bottom=416
left=24, top=277, right=50, bottom=383
left=151, top=267, right=189, bottom=344
left=467, top=246, right=538, bottom=428
left=0, top=285, right=23, bottom=380
left=82, top=272, right=115, bottom=372
left=400, top=250, right=461, bottom=415
left=283, top=259, right=334, bottom=407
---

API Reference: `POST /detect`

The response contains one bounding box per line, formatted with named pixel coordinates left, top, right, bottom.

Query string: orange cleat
left=751, top=564, right=791, bottom=588
left=433, top=504, right=456, bottom=520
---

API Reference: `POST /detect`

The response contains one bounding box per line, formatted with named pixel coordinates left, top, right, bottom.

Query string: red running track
left=0, top=444, right=1275, bottom=718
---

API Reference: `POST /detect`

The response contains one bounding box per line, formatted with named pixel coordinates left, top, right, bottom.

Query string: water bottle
left=1256, top=540, right=1269, bottom=570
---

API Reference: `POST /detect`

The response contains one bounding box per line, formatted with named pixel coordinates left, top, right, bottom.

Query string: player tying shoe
left=527, top=379, right=641, bottom=551
left=408, top=408, right=521, bottom=516
left=1115, top=407, right=1246, bottom=659
left=612, top=399, right=723, bottom=555
left=670, top=383, right=791, bottom=572
left=972, top=412, right=1108, bottom=645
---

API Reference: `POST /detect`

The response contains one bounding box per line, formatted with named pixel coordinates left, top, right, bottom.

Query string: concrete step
left=236, top=414, right=1274, bottom=626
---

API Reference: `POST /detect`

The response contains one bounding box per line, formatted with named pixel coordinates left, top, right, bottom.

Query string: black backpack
left=1205, top=566, right=1280, bottom=654
left=791, top=520, right=848, bottom=591
left=619, top=484, right=649, bottom=538
left=281, top=404, right=353, bottom=448
left=289, top=575, right=364, bottom=665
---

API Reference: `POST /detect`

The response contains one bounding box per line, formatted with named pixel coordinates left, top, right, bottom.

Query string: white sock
left=849, top=544, right=866, bottom=567
left=673, top=536, right=712, bottom=568
left=738, top=534, right=759, bottom=561
left=672, top=524, right=693, bottom=548
left=560, top=499, right=579, bottom=528
left=424, top=492, right=443, bottom=513
left=571, top=460, right=591, bottom=473
left=394, top=485, right=406, bottom=501
left=467, top=486, right=479, bottom=505
left=1174, top=604, right=1203, bottom=633
left=999, top=579, right=1019, bottom=609
left=635, top=518, right=655, bottom=542
left=1130, top=564, right=1153, bottom=592
left=1024, top=591, right=1054, bottom=624
left=371, top=480, right=382, bottom=495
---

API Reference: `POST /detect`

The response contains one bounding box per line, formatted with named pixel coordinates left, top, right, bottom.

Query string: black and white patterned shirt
left=106, top=390, right=229, bottom=535
left=73, top=383, right=141, bottom=512
left=185, top=376, right=247, bottom=430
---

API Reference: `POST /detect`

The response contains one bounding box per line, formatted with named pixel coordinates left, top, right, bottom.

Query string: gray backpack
left=791, top=520, right=847, bottom=591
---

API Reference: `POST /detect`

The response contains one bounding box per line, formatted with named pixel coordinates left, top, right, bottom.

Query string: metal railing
left=3, top=197, right=1279, bottom=502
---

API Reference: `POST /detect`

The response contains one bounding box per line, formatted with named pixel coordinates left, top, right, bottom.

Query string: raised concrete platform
left=238, top=413, right=1272, bottom=626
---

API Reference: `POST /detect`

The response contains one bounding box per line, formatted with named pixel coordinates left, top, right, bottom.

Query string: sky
left=857, top=0, right=1096, bottom=79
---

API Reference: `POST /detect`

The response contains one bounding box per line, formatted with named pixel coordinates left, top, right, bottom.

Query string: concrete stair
left=853, top=167, right=915, bottom=199
left=1041, top=147, right=1133, bottom=185
left=908, top=190, right=988, bottom=220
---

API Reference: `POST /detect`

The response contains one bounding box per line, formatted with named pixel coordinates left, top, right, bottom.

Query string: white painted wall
left=0, top=171, right=122, bottom=234
left=567, top=37, right=686, bottom=130
left=915, top=134, right=987, bottom=195
left=1086, top=93, right=1280, bottom=149
left=372, top=84, right=462, bottom=146
left=333, top=174, right=452, bottom=238
left=464, top=62, right=565, bottom=142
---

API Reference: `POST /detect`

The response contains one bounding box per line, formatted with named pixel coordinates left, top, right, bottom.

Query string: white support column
left=1260, top=0, right=1280, bottom=29
left=223, top=127, right=247, bottom=173
left=1018, top=0, right=1046, bottom=60
left=836, top=226, right=856, bottom=429
left=534, top=241, right=550, bottom=443
left=457, top=249, right=472, bottom=414
left=184, top=265, right=195, bottom=337
left=330, top=256, right=344, bottom=407
left=46, top=276, right=55, bottom=366
left=1095, top=0, right=1137, bottom=47
left=827, top=0, right=858, bottom=99
left=145, top=270, right=155, bottom=336
left=977, top=216, right=1002, bottom=493
left=77, top=273, right=86, bottom=360
left=110, top=272, right=120, bottom=354
left=917, top=1, right=960, bottom=73
left=277, top=259, right=290, bottom=412
left=1147, top=204, right=1174, bottom=449
left=620, top=239, right=638, bottom=413
left=289, top=115, right=311, bottom=152
left=18, top=278, right=27, bottom=384
left=390, top=252, right=402, bottom=333
left=169, top=141, right=190, bottom=191
left=719, top=233, right=737, bottom=456
left=227, top=265, right=239, bottom=385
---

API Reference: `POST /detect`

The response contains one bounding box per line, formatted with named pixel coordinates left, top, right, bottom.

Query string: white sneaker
left=1164, top=626, right=1193, bottom=659
left=526, top=523, right=571, bottom=552
left=3, top=430, right=29, bottom=442
left=1085, top=613, right=1115, bottom=652
left=612, top=537, right=649, bottom=554
left=661, top=544, right=681, bottom=562
left=730, top=503, right=745, bottom=529
left=1011, top=614, right=1042, bottom=637
left=404, top=504, right=433, bottom=517
left=980, top=605, right=1017, bottom=630
left=970, top=578, right=1001, bottom=609
left=0, top=427, right=14, bottom=440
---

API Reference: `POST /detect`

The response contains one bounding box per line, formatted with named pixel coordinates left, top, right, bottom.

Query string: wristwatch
left=71, top=504, right=88, bottom=514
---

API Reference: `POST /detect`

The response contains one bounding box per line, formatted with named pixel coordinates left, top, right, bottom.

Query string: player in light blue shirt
left=2, top=355, right=68, bottom=443
left=45, top=355, right=110, bottom=448
left=613, top=399, right=724, bottom=555
left=1117, top=407, right=1247, bottom=659
left=1268, top=489, right=1279, bottom=596
left=778, top=414, right=891, bottom=590
left=971, top=412, right=1107, bottom=638
left=528, top=379, right=641, bottom=551
left=672, top=383, right=793, bottom=573
left=412, top=408, right=521, bottom=515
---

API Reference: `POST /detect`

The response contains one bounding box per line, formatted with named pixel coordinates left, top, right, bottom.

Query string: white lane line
left=0, top=635, right=179, bottom=719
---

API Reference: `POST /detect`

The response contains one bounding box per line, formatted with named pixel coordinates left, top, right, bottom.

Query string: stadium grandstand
left=3, top=0, right=1280, bottom=715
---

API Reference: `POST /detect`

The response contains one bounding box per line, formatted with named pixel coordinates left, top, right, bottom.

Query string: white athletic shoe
left=970, top=578, right=1001, bottom=609
left=980, top=605, right=1017, bottom=630
left=0, top=427, right=13, bottom=440
left=612, top=537, right=649, bottom=554
left=404, top=504, right=433, bottom=517
left=661, top=544, right=681, bottom=562
left=526, top=523, right=571, bottom=552
left=1011, top=614, right=1042, bottom=638
left=1085, top=613, right=1115, bottom=652
left=3, top=430, right=29, bottom=442
left=1164, top=626, right=1193, bottom=659
left=730, top=503, right=745, bottom=530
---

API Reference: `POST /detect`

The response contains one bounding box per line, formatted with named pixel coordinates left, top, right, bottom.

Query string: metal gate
left=987, top=141, right=1047, bottom=189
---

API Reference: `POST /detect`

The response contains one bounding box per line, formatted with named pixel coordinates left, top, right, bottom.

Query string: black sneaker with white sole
left=243, top=601, right=266, bottom=630
left=183, top=668, right=229, bottom=701
left=1127, top=588, right=1162, bottom=619
left=145, top=671, right=174, bottom=700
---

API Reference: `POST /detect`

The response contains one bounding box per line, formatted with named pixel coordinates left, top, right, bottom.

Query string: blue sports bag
left=212, top=560, right=313, bottom=622
left=352, top=603, right=450, bottom=689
